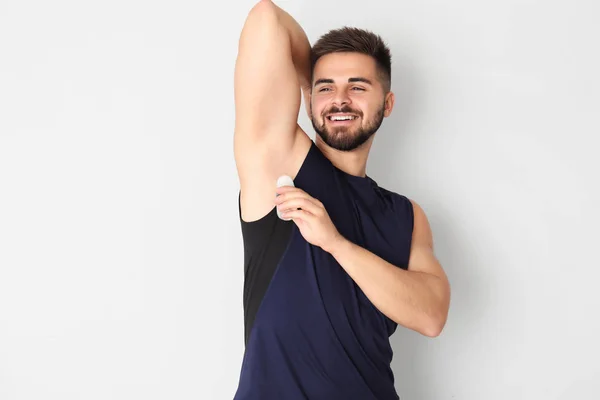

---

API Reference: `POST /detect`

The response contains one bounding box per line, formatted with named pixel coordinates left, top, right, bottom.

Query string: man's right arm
left=233, top=0, right=312, bottom=221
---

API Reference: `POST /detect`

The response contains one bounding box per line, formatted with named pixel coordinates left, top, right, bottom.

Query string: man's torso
left=235, top=141, right=414, bottom=400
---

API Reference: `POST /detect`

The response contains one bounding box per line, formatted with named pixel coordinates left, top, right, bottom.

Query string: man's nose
left=332, top=90, right=351, bottom=107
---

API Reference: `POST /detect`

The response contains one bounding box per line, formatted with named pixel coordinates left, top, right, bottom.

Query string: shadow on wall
left=388, top=212, right=470, bottom=400
left=369, top=53, right=485, bottom=399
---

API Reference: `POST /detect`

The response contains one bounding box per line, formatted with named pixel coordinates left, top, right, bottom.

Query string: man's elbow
left=422, top=295, right=450, bottom=337
left=398, top=309, right=447, bottom=338
left=247, top=0, right=279, bottom=23
left=422, top=280, right=450, bottom=337
left=421, top=312, right=447, bottom=337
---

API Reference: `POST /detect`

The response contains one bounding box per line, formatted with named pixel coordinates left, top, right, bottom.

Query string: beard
left=311, top=103, right=385, bottom=152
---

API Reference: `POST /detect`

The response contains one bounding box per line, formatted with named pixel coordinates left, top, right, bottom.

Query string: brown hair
left=311, top=27, right=392, bottom=92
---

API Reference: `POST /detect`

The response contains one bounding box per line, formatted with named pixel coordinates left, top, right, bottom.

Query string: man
left=233, top=1, right=450, bottom=398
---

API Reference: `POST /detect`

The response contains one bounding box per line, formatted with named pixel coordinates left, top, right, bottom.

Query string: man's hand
left=275, top=186, right=344, bottom=253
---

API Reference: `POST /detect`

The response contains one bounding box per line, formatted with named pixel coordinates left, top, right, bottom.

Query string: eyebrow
left=314, top=77, right=373, bottom=86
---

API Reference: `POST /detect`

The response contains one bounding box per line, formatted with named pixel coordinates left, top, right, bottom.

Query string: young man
left=233, top=1, right=450, bottom=398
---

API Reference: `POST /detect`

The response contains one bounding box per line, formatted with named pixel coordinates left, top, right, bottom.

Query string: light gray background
left=1, top=0, right=599, bottom=399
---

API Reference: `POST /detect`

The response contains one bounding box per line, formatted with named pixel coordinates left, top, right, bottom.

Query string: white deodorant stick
left=276, top=175, right=294, bottom=220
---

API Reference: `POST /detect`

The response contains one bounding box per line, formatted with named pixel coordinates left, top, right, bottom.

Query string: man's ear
left=384, top=91, right=395, bottom=117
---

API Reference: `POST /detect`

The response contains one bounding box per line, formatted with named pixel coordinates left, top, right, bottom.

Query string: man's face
left=310, top=52, right=393, bottom=152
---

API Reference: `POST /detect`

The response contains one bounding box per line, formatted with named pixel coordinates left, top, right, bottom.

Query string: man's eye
left=319, top=88, right=331, bottom=92
left=352, top=87, right=365, bottom=91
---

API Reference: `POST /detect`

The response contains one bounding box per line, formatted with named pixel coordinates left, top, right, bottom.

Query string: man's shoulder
left=376, top=186, right=429, bottom=235
left=373, top=181, right=411, bottom=202
left=369, top=181, right=415, bottom=221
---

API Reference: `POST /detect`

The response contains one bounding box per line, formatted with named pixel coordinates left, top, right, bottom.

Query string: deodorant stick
left=276, top=175, right=294, bottom=220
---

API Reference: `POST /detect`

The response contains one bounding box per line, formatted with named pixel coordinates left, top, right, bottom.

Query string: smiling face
left=310, top=52, right=394, bottom=152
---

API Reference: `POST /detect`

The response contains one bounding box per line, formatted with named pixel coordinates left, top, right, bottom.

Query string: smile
left=327, top=114, right=358, bottom=121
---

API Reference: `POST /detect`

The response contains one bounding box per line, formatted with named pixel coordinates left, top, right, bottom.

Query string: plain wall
left=1, top=0, right=599, bottom=399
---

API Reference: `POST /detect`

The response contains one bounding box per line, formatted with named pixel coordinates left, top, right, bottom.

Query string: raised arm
left=234, top=0, right=312, bottom=221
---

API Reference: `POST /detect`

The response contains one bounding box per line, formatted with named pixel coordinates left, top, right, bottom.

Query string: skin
left=304, top=52, right=395, bottom=178
left=278, top=53, right=451, bottom=337
left=274, top=184, right=450, bottom=337
left=234, top=0, right=450, bottom=337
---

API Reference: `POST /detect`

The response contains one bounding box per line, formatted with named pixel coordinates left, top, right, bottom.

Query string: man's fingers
left=275, top=186, right=312, bottom=199
left=278, top=197, right=321, bottom=215
left=276, top=189, right=320, bottom=206
left=283, top=209, right=312, bottom=222
left=275, top=187, right=326, bottom=216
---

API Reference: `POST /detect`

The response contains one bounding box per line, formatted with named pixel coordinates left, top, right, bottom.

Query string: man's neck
left=315, top=136, right=373, bottom=178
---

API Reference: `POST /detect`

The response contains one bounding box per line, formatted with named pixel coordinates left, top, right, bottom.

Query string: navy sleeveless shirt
left=235, top=141, right=414, bottom=400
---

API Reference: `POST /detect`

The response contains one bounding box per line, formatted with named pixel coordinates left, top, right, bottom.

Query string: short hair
left=311, top=27, right=392, bottom=92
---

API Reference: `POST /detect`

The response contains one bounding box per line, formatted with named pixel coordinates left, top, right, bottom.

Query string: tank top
left=234, top=141, right=414, bottom=400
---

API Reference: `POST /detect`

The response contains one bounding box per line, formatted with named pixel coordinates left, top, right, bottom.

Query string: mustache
left=324, top=105, right=362, bottom=116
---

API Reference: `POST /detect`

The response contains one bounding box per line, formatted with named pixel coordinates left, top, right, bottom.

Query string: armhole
left=405, top=196, right=416, bottom=270
left=238, top=131, right=313, bottom=223
left=390, top=194, right=415, bottom=271
left=408, top=197, right=415, bottom=238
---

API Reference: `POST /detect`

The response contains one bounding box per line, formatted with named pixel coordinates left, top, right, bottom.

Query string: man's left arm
left=276, top=187, right=451, bottom=337
left=328, top=200, right=450, bottom=337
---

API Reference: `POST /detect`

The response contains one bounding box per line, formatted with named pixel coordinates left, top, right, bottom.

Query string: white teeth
left=329, top=115, right=355, bottom=121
